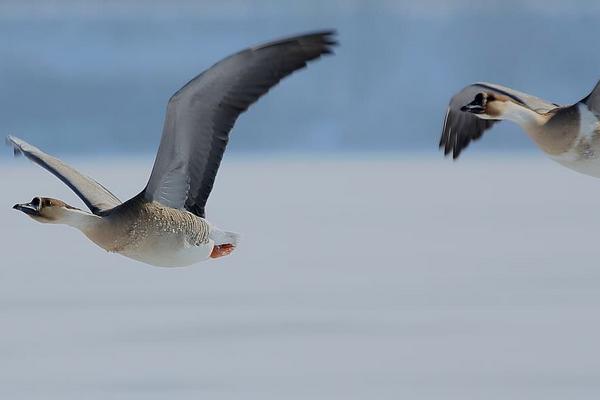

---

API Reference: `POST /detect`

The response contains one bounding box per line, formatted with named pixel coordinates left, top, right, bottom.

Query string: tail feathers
left=210, top=228, right=240, bottom=247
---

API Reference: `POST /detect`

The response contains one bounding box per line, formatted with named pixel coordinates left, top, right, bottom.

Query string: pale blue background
left=2, top=0, right=600, bottom=156
left=3, top=2, right=600, bottom=400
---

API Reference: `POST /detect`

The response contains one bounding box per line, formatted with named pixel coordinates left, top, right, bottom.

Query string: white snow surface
left=2, top=154, right=600, bottom=399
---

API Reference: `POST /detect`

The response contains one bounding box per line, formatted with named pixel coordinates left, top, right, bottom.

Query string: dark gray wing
left=144, top=31, right=337, bottom=218
left=6, top=136, right=121, bottom=215
left=439, top=82, right=558, bottom=159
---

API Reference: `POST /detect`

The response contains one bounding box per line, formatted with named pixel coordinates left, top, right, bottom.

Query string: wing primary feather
left=6, top=135, right=121, bottom=214
left=144, top=31, right=337, bottom=217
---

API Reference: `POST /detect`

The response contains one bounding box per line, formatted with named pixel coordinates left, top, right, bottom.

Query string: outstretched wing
left=143, top=31, right=337, bottom=218
left=439, top=82, right=558, bottom=159
left=7, top=136, right=121, bottom=215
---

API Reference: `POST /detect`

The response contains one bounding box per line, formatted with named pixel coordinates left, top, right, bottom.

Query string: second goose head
left=460, top=92, right=510, bottom=119
left=460, top=91, right=542, bottom=127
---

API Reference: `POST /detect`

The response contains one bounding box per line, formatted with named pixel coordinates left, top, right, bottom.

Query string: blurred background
left=4, top=1, right=600, bottom=399
left=3, top=0, right=600, bottom=156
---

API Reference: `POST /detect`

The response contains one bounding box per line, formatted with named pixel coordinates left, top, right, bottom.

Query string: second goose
left=440, top=81, right=600, bottom=178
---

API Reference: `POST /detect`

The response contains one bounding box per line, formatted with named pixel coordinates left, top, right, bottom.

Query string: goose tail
left=209, top=227, right=240, bottom=247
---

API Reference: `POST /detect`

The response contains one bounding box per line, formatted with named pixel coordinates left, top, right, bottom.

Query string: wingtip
left=316, top=29, right=338, bottom=47
left=254, top=29, right=339, bottom=53
left=5, top=135, right=23, bottom=157
left=297, top=29, right=339, bottom=53
left=305, top=29, right=337, bottom=39
left=438, top=141, right=462, bottom=160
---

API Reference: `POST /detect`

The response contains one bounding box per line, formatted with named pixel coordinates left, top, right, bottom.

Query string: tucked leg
left=210, top=243, right=235, bottom=259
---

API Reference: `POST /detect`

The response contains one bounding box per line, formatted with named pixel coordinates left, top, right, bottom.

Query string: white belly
left=549, top=103, right=600, bottom=178
left=550, top=136, right=600, bottom=178
left=120, top=235, right=215, bottom=268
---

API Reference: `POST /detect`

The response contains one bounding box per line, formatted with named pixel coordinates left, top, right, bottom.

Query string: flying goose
left=439, top=81, right=600, bottom=177
left=8, top=31, right=337, bottom=267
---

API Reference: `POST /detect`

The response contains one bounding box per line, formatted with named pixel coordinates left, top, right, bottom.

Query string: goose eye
left=31, top=197, right=41, bottom=208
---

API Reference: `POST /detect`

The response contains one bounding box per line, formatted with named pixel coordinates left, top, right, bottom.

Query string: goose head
left=461, top=92, right=515, bottom=120
left=13, top=196, right=81, bottom=224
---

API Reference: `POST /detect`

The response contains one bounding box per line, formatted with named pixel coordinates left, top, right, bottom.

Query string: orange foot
left=210, top=243, right=236, bottom=259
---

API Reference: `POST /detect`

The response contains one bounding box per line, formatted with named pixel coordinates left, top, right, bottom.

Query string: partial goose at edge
left=439, top=80, right=600, bottom=178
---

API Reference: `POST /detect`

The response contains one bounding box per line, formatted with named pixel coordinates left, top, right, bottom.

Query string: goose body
left=547, top=103, right=600, bottom=177
left=78, top=196, right=216, bottom=267
left=8, top=31, right=336, bottom=267
left=440, top=81, right=600, bottom=178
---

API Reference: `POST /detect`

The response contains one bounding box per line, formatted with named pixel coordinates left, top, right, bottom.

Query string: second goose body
left=440, top=81, right=600, bottom=178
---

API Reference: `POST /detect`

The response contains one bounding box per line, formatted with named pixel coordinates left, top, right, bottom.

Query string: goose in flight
left=8, top=31, right=337, bottom=267
left=439, top=81, right=600, bottom=178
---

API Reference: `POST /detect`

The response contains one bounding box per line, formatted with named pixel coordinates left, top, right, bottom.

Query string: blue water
left=2, top=1, right=600, bottom=156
